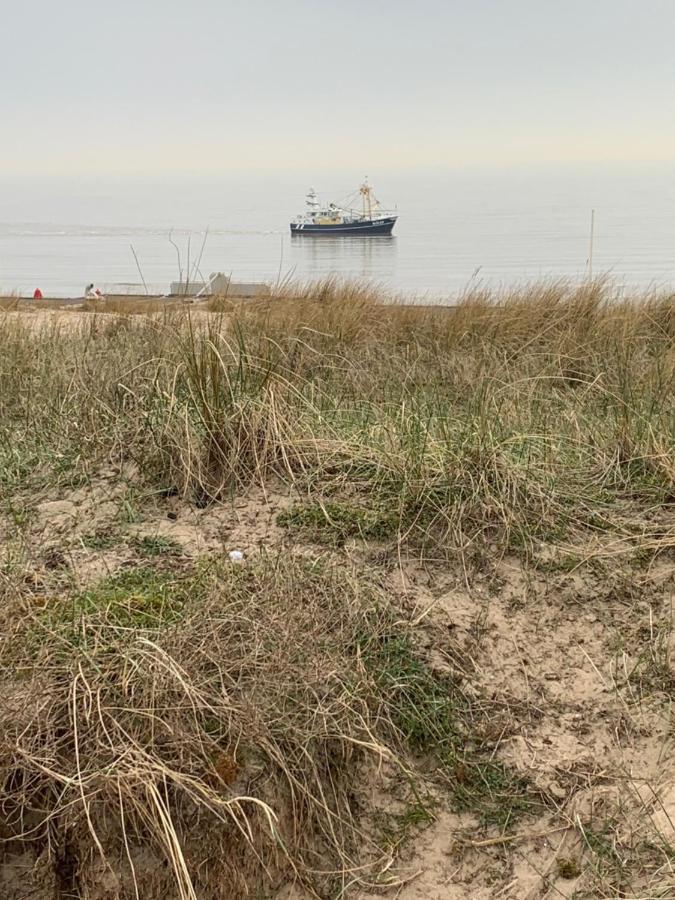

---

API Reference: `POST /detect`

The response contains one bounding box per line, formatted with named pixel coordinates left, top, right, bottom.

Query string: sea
left=2, top=165, right=675, bottom=301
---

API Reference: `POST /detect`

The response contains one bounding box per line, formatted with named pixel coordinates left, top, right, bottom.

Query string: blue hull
left=290, top=216, right=397, bottom=236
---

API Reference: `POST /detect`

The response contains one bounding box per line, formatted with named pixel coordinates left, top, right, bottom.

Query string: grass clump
left=133, top=533, right=184, bottom=557
left=74, top=565, right=189, bottom=628
left=81, top=527, right=122, bottom=551
left=357, top=627, right=537, bottom=827
left=278, top=500, right=399, bottom=544
left=0, top=279, right=673, bottom=562
left=0, top=552, right=534, bottom=897
left=39, top=565, right=193, bottom=639
left=360, top=630, right=460, bottom=753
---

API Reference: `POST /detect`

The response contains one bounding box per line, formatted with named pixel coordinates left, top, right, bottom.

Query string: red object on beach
left=33, top=288, right=43, bottom=299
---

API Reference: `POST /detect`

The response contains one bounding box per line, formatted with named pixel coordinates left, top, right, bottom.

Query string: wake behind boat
left=290, top=179, right=397, bottom=235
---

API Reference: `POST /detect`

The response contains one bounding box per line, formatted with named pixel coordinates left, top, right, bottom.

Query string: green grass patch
left=357, top=627, right=538, bottom=826
left=81, top=528, right=123, bottom=551
left=40, top=566, right=196, bottom=642
left=278, top=500, right=399, bottom=544
left=75, top=566, right=189, bottom=628
left=133, top=534, right=184, bottom=557
left=453, top=759, right=535, bottom=828
left=363, top=632, right=460, bottom=753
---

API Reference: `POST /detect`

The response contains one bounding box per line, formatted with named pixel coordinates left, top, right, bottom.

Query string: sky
left=3, top=0, right=675, bottom=176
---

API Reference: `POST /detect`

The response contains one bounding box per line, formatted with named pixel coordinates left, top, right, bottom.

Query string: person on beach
left=84, top=283, right=104, bottom=300
left=33, top=288, right=43, bottom=299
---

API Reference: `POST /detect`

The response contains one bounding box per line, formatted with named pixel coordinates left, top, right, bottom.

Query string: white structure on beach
left=170, top=272, right=270, bottom=298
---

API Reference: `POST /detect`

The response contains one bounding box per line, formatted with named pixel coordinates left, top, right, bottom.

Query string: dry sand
left=2, top=472, right=673, bottom=899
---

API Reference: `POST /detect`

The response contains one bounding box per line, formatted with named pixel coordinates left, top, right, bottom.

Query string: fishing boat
left=290, top=179, right=397, bottom=235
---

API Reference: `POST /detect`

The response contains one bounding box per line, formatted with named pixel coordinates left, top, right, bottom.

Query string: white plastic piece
left=228, top=550, right=244, bottom=562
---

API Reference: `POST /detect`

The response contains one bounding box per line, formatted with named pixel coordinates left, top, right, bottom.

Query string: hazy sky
left=3, top=0, right=675, bottom=175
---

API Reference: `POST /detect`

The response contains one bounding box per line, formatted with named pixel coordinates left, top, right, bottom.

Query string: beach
left=0, top=282, right=673, bottom=898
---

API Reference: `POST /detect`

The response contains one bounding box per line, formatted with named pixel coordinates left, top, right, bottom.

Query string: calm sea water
left=2, top=166, right=675, bottom=300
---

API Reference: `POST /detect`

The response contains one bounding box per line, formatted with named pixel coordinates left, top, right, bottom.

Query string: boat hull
left=290, top=216, right=397, bottom=236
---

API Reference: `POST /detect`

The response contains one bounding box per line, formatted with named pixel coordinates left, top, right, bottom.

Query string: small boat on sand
left=290, top=179, right=397, bottom=235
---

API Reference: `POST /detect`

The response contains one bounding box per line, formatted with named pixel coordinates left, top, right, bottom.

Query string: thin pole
left=190, top=227, right=209, bottom=285
left=168, top=230, right=183, bottom=288
left=130, top=244, right=149, bottom=295
left=276, top=234, right=284, bottom=289
left=588, top=209, right=595, bottom=281
left=185, top=235, right=191, bottom=296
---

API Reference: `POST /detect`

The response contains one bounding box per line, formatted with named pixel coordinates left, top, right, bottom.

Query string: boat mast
left=360, top=177, right=373, bottom=219
left=306, top=188, right=320, bottom=217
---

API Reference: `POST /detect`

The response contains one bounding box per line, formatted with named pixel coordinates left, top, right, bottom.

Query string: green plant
left=357, top=627, right=537, bottom=826
left=278, top=500, right=399, bottom=543
left=81, top=528, right=122, bottom=551
left=47, top=566, right=191, bottom=634
left=133, top=534, right=184, bottom=557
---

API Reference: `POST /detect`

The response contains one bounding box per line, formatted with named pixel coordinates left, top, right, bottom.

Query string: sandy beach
left=0, top=283, right=673, bottom=898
